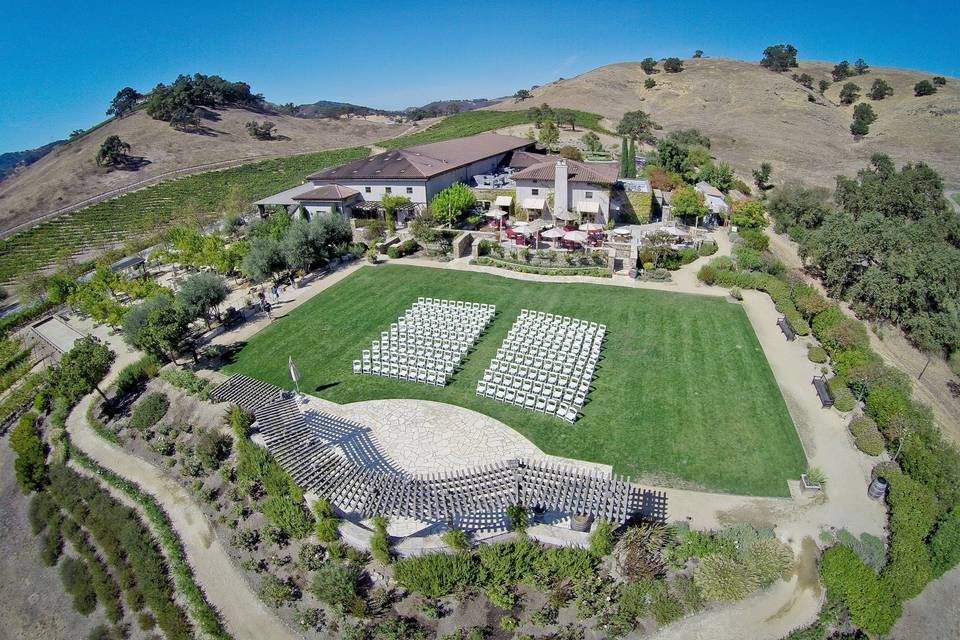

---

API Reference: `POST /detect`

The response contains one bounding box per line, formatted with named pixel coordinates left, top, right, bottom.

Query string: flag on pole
left=288, top=356, right=301, bottom=394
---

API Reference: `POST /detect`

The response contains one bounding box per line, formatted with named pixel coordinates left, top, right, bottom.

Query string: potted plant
left=570, top=513, right=593, bottom=532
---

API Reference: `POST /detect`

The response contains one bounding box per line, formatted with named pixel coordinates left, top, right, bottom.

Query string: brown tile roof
left=307, top=133, right=531, bottom=181
left=511, top=159, right=620, bottom=185
left=292, top=184, right=360, bottom=201
left=508, top=150, right=564, bottom=169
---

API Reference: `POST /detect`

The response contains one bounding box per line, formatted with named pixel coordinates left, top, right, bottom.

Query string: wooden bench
left=812, top=376, right=834, bottom=407
left=777, top=317, right=796, bottom=341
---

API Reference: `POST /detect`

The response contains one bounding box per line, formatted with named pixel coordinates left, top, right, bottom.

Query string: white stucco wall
left=515, top=180, right=611, bottom=223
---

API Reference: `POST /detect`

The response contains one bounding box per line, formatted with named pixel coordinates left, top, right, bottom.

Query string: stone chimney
left=554, top=159, right=568, bottom=217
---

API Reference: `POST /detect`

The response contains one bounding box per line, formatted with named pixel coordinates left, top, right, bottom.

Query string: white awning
left=577, top=200, right=600, bottom=214
left=494, top=195, right=513, bottom=207
left=522, top=198, right=545, bottom=210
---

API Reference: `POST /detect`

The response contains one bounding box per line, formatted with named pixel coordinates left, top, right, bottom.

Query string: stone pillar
left=554, top=160, right=569, bottom=218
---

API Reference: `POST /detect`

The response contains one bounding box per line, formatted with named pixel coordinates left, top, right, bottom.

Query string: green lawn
left=378, top=109, right=611, bottom=150
left=223, top=265, right=806, bottom=496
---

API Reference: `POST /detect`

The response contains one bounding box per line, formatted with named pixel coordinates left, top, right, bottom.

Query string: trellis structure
left=211, top=374, right=665, bottom=529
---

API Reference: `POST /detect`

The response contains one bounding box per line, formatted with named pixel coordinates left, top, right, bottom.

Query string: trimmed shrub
left=820, top=545, right=900, bottom=635
left=159, top=367, right=213, bottom=399
left=882, top=472, right=938, bottom=600
left=60, top=556, right=98, bottom=615
left=929, top=506, right=960, bottom=577
left=129, top=393, right=169, bottom=431
left=116, top=355, right=161, bottom=394
left=827, top=377, right=856, bottom=412
left=370, top=515, right=393, bottom=565
left=441, top=528, right=471, bottom=551
left=311, top=562, right=363, bottom=609
left=807, top=345, right=828, bottom=364
left=848, top=415, right=884, bottom=456
left=697, top=264, right=716, bottom=285
left=865, top=385, right=912, bottom=434
left=392, top=552, right=477, bottom=598
left=386, top=239, right=419, bottom=259
left=693, top=554, right=755, bottom=602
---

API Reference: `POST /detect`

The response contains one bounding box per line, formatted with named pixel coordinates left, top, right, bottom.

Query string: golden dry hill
left=0, top=108, right=404, bottom=234
left=487, top=57, right=960, bottom=188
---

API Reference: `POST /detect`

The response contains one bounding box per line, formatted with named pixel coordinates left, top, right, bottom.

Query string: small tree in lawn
left=914, top=80, right=936, bottom=96
left=671, top=185, right=708, bottom=226
left=868, top=78, right=894, bottom=100
left=730, top=200, right=767, bottom=229
left=640, top=57, right=658, bottom=75
left=54, top=335, right=115, bottom=404
left=839, top=82, right=861, bottom=105
left=107, top=87, right=142, bottom=118
left=753, top=162, right=772, bottom=192
left=96, top=135, right=131, bottom=167
left=177, top=272, right=229, bottom=329
left=429, top=183, right=476, bottom=227
left=581, top=131, right=602, bottom=153
left=616, top=110, right=659, bottom=143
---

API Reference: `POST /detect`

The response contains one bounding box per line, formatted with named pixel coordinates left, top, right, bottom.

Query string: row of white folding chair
left=481, top=373, right=587, bottom=405
left=508, top=324, right=604, bottom=343
left=475, top=381, right=579, bottom=422
left=380, top=332, right=471, bottom=350
left=404, top=308, right=493, bottom=321
left=500, top=340, right=601, bottom=363
left=495, top=347, right=595, bottom=370
left=518, top=310, right=604, bottom=332
left=388, top=329, right=479, bottom=344
left=484, top=361, right=592, bottom=390
left=375, top=339, right=467, bottom=358
left=354, top=360, right=449, bottom=385
left=361, top=351, right=462, bottom=371
left=416, top=297, right=495, bottom=312
left=372, top=343, right=463, bottom=362
left=502, top=335, right=602, bottom=354
left=393, top=318, right=487, bottom=332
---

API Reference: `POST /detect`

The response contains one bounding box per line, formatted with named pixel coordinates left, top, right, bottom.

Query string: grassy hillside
left=487, top=57, right=960, bottom=188
left=0, top=107, right=402, bottom=234
left=379, top=108, right=610, bottom=149
left=0, top=147, right=369, bottom=283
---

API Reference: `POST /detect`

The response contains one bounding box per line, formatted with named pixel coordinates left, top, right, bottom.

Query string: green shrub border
left=472, top=257, right=610, bottom=278
left=72, top=433, right=231, bottom=639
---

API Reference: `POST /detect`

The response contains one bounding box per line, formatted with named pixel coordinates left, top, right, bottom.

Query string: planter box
left=800, top=474, right=822, bottom=493
left=570, top=514, right=593, bottom=532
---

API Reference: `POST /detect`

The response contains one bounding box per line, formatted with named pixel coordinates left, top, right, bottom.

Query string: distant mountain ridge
left=0, top=140, right=65, bottom=182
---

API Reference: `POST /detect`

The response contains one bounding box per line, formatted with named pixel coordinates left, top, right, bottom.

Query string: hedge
left=807, top=345, right=828, bottom=364
left=472, top=257, right=610, bottom=278
left=929, top=506, right=960, bottom=576
left=386, top=239, right=419, bottom=259
left=129, top=392, right=169, bottom=431
left=848, top=415, right=884, bottom=456
left=819, top=545, right=900, bottom=635
left=71, top=447, right=231, bottom=639
left=116, top=355, right=161, bottom=395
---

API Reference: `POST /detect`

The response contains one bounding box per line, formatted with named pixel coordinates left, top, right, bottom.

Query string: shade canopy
left=484, top=210, right=507, bottom=218
left=610, top=227, right=633, bottom=235
left=563, top=230, right=589, bottom=243
left=494, top=195, right=513, bottom=207
left=579, top=222, right=604, bottom=232
left=541, top=227, right=566, bottom=238
left=577, top=200, right=600, bottom=214
left=521, top=198, right=545, bottom=210
left=552, top=209, right=577, bottom=221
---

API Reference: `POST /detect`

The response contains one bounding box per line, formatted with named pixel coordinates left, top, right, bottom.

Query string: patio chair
left=535, top=397, right=547, bottom=413
left=352, top=360, right=362, bottom=374
left=525, top=394, right=536, bottom=410
left=546, top=398, right=558, bottom=414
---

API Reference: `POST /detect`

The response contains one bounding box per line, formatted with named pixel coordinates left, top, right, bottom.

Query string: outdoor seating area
left=777, top=316, right=796, bottom=341
left=353, top=297, right=495, bottom=386
left=477, top=310, right=605, bottom=422
left=812, top=375, right=834, bottom=408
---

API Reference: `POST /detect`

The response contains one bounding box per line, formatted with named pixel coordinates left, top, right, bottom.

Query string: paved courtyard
left=300, top=394, right=612, bottom=476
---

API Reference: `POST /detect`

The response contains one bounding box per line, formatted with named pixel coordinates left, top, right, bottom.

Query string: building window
left=531, top=188, right=539, bottom=196
left=406, top=186, right=413, bottom=194
left=385, top=187, right=392, bottom=194
left=364, top=186, right=371, bottom=193
left=585, top=191, right=593, bottom=199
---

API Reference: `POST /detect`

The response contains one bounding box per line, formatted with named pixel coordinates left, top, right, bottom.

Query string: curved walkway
left=65, top=378, right=298, bottom=640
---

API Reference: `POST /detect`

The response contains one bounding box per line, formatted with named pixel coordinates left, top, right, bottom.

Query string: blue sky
left=1, top=0, right=957, bottom=153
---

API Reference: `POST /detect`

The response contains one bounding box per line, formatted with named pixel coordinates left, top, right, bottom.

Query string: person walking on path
left=271, top=284, right=279, bottom=301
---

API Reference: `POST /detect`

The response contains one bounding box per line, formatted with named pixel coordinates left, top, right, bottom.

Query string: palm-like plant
left=615, top=522, right=672, bottom=579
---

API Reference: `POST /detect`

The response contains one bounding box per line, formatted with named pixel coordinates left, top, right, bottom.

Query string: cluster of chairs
left=477, top=310, right=605, bottom=422
left=353, top=297, right=495, bottom=386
